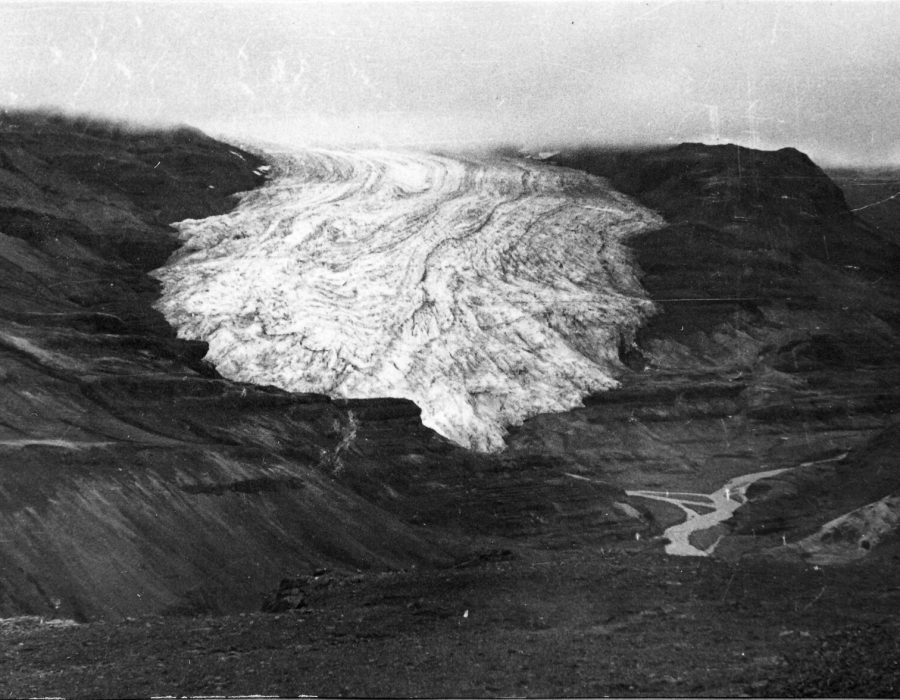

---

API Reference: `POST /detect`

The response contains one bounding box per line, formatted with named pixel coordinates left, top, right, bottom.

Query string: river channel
left=625, top=467, right=795, bottom=556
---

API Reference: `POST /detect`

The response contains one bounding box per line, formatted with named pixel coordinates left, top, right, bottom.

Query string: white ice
left=152, top=147, right=664, bottom=451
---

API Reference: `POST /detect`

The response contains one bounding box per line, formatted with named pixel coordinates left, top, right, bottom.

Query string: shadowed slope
left=512, top=143, right=900, bottom=559
left=0, top=112, right=460, bottom=619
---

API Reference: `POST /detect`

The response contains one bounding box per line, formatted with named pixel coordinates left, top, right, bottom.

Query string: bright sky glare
left=2, top=2, right=900, bottom=164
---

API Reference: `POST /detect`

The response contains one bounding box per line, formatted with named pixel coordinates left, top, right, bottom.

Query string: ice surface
left=152, top=147, right=664, bottom=451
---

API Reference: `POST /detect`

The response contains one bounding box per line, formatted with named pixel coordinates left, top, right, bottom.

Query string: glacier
left=151, top=147, right=665, bottom=451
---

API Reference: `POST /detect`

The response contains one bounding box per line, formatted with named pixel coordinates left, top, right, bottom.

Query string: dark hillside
left=829, top=166, right=900, bottom=245
left=512, top=144, right=900, bottom=552
left=0, top=111, right=469, bottom=619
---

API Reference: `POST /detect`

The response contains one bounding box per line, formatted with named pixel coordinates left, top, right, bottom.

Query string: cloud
left=2, top=2, right=899, bottom=164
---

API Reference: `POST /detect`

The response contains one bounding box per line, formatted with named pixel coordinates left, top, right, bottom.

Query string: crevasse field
left=152, top=147, right=664, bottom=451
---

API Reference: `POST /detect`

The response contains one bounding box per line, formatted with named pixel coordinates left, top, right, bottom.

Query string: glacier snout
left=152, top=147, right=665, bottom=451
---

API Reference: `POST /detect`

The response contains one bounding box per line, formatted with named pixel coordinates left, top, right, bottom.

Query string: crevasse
left=151, top=147, right=665, bottom=451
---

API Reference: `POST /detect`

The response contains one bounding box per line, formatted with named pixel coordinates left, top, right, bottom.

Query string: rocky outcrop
left=790, top=493, right=900, bottom=564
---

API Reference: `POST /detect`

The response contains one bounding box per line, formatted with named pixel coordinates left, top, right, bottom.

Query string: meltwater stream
left=626, top=468, right=792, bottom=557
left=151, top=146, right=664, bottom=451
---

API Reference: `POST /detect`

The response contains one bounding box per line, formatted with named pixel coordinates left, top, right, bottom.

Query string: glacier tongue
left=151, top=147, right=665, bottom=452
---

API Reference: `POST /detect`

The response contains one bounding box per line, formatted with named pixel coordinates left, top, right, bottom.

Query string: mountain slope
left=0, top=112, right=464, bottom=619
left=510, top=143, right=900, bottom=556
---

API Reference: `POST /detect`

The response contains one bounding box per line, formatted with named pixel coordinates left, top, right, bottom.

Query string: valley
left=0, top=112, right=898, bottom=696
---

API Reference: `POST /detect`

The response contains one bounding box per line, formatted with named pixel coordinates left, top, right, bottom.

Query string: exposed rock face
left=152, top=148, right=664, bottom=451
left=791, top=494, right=900, bottom=564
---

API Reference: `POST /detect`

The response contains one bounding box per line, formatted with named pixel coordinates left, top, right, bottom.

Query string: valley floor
left=3, top=539, right=899, bottom=697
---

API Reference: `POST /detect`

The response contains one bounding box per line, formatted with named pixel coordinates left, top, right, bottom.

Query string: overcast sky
left=2, top=1, right=899, bottom=164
